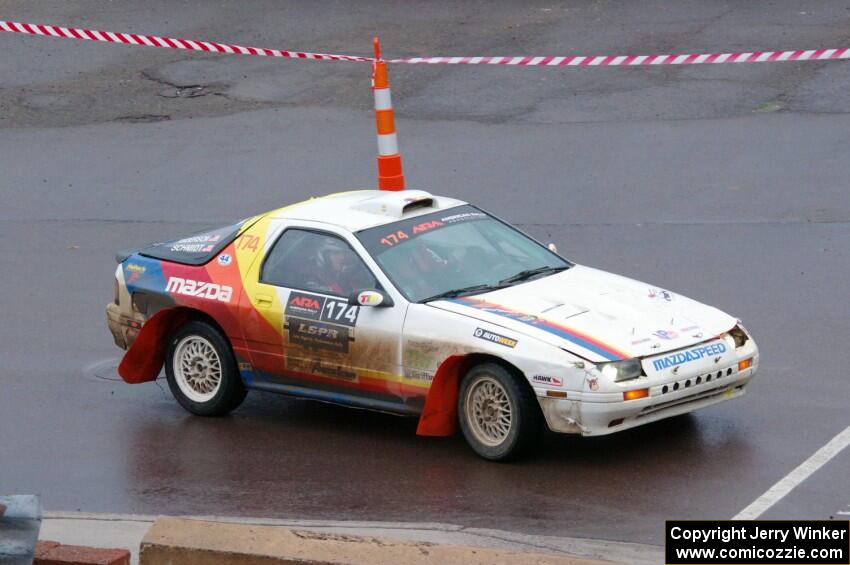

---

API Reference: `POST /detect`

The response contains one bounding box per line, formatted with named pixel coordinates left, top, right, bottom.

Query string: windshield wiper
left=499, top=265, right=569, bottom=285
left=419, top=283, right=507, bottom=303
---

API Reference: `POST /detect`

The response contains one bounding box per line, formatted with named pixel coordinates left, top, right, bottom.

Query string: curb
left=140, top=517, right=614, bottom=565
left=42, top=511, right=664, bottom=565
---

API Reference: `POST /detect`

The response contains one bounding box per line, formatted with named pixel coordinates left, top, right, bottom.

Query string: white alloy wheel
left=465, top=375, right=514, bottom=447
left=172, top=335, right=223, bottom=403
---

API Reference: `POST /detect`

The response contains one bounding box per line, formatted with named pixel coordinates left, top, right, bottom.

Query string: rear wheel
left=458, top=363, right=541, bottom=461
left=165, top=320, right=246, bottom=416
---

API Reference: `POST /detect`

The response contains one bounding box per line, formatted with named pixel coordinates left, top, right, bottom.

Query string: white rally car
left=108, top=189, right=758, bottom=460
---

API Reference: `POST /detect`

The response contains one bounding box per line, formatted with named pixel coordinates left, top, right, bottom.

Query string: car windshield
left=356, top=205, right=571, bottom=303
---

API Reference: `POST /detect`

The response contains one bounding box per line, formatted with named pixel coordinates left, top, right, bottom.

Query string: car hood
left=429, top=265, right=737, bottom=362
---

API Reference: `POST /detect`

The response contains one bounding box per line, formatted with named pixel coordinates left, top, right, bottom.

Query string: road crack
left=140, top=70, right=229, bottom=100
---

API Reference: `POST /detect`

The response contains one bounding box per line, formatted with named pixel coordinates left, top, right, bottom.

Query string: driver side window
left=262, top=229, right=378, bottom=297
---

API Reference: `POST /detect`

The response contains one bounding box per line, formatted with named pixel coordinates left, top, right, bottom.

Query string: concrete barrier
left=0, top=495, right=42, bottom=564
left=140, top=517, right=613, bottom=565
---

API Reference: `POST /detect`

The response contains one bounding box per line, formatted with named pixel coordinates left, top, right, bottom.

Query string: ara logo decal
left=166, top=277, right=233, bottom=302
left=285, top=292, right=325, bottom=319
left=652, top=342, right=728, bottom=372
left=291, top=296, right=321, bottom=310
left=532, top=375, right=563, bottom=387
left=412, top=220, right=444, bottom=234
left=653, top=329, right=679, bottom=340
left=217, top=254, right=232, bottom=266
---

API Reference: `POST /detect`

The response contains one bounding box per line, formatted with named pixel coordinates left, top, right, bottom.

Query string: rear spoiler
left=115, top=249, right=137, bottom=263
left=113, top=215, right=262, bottom=265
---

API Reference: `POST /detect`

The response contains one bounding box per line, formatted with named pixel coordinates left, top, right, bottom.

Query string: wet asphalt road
left=1, top=1, right=849, bottom=546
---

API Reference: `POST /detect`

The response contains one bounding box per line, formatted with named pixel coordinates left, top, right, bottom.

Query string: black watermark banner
left=666, top=521, right=849, bottom=564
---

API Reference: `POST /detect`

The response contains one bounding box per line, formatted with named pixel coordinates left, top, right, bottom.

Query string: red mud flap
left=117, top=310, right=189, bottom=384
left=415, top=355, right=465, bottom=437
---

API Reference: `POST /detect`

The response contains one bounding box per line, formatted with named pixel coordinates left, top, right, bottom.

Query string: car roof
left=265, top=189, right=468, bottom=232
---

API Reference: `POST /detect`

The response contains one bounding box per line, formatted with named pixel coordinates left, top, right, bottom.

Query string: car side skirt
left=248, top=380, right=421, bottom=416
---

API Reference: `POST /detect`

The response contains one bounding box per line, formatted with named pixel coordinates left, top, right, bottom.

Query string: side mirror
left=349, top=289, right=394, bottom=307
left=547, top=242, right=558, bottom=253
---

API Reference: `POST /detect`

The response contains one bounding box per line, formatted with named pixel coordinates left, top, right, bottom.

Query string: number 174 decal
left=322, top=298, right=359, bottom=327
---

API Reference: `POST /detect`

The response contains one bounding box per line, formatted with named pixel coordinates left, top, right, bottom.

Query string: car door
left=241, top=222, right=412, bottom=411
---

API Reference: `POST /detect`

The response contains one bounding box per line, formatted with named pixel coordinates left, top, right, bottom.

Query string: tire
left=457, top=362, right=542, bottom=461
left=165, top=320, right=247, bottom=416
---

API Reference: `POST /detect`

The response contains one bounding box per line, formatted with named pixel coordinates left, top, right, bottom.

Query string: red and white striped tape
left=390, top=49, right=850, bottom=66
left=3, top=20, right=850, bottom=68
left=0, top=20, right=371, bottom=62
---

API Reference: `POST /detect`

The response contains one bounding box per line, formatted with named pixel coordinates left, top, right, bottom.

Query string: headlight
left=729, top=323, right=749, bottom=348
left=598, top=359, right=643, bottom=382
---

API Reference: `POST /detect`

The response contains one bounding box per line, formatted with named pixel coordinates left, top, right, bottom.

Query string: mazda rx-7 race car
left=107, top=189, right=759, bottom=460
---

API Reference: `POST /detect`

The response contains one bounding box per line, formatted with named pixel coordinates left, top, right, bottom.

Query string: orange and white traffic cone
left=372, top=37, right=405, bottom=191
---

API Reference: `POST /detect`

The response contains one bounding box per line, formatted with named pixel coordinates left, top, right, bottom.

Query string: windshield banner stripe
left=450, top=297, right=628, bottom=361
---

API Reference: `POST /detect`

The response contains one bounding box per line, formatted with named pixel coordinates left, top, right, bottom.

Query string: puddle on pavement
left=82, top=358, right=123, bottom=382
left=82, top=358, right=166, bottom=385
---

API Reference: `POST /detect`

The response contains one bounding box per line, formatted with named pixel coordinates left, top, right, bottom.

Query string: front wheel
left=165, top=320, right=246, bottom=416
left=458, top=363, right=541, bottom=461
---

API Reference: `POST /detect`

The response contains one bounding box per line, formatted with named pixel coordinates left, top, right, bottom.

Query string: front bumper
left=539, top=351, right=758, bottom=436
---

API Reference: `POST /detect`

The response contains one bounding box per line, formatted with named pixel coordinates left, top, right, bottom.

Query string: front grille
left=658, top=365, right=737, bottom=395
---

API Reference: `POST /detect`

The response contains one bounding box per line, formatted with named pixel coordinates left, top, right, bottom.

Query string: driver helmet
left=316, top=238, right=351, bottom=271
left=409, top=242, right=447, bottom=272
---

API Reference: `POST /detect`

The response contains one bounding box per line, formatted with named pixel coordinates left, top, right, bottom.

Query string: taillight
left=113, top=277, right=120, bottom=305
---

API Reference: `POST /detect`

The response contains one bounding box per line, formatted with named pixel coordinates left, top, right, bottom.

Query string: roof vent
left=351, top=190, right=436, bottom=218
left=402, top=197, right=434, bottom=214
